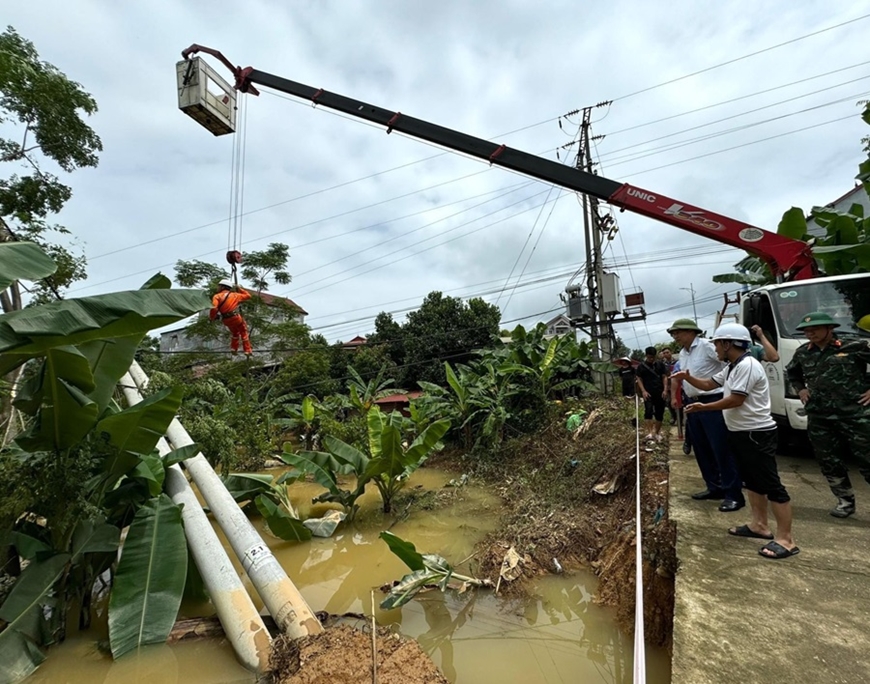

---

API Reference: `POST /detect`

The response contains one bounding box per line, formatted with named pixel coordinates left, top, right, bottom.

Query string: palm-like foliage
left=345, top=365, right=401, bottom=413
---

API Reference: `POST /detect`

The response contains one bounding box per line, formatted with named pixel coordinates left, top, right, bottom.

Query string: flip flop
left=758, top=541, right=800, bottom=560
left=728, top=524, right=773, bottom=540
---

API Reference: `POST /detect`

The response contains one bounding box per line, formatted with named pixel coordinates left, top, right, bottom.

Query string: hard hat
left=217, top=279, right=234, bottom=289
left=711, top=323, right=752, bottom=344
left=856, top=314, right=870, bottom=332
left=667, top=318, right=702, bottom=334
left=795, top=311, right=840, bottom=330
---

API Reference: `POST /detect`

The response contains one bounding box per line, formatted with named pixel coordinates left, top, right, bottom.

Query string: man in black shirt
left=636, top=346, right=668, bottom=442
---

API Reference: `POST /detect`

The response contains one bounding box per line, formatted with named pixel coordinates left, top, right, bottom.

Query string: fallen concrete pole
left=118, top=374, right=271, bottom=673
left=127, top=361, right=323, bottom=639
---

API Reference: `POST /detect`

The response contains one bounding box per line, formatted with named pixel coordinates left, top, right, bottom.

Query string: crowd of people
left=616, top=311, right=870, bottom=560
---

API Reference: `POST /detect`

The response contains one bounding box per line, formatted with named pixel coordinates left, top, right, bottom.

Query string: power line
left=623, top=113, right=855, bottom=177
left=611, top=13, right=870, bottom=102
left=604, top=59, right=870, bottom=136
left=601, top=92, right=868, bottom=167
left=600, top=78, right=870, bottom=160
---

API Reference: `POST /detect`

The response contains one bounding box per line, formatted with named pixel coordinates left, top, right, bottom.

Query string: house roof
left=545, top=314, right=572, bottom=327
left=257, top=291, right=308, bottom=315
left=373, top=391, right=424, bottom=404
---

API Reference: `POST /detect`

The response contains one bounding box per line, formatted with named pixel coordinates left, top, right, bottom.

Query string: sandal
left=728, top=524, right=773, bottom=540
left=758, top=541, right=800, bottom=559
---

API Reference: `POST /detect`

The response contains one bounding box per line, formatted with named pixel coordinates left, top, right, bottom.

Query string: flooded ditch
left=26, top=467, right=671, bottom=683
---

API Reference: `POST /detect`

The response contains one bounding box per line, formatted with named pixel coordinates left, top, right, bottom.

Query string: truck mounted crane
left=176, top=45, right=869, bottom=434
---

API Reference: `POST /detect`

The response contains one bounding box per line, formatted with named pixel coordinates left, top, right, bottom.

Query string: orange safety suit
left=209, top=287, right=253, bottom=354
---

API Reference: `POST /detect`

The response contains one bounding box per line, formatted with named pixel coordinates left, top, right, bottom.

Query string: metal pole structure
left=680, top=283, right=698, bottom=322
left=126, top=361, right=323, bottom=640
left=118, top=374, right=271, bottom=673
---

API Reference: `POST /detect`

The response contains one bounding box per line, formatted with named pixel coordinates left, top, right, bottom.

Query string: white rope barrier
left=633, top=394, right=647, bottom=683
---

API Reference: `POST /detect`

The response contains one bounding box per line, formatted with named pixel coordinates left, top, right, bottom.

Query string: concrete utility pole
left=577, top=106, right=613, bottom=390
left=569, top=104, right=646, bottom=392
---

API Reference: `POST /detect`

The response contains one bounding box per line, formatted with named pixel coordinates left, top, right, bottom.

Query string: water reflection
left=387, top=574, right=663, bottom=684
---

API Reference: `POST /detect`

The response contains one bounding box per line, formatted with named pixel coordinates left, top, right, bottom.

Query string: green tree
left=401, top=292, right=501, bottom=387
left=173, top=243, right=308, bottom=356
left=368, top=312, right=405, bottom=368
left=0, top=26, right=101, bottom=309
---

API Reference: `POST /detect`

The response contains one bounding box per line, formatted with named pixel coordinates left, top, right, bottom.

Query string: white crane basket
left=176, top=57, right=236, bottom=136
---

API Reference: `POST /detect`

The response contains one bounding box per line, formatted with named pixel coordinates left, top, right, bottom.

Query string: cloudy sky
left=5, top=1, right=869, bottom=350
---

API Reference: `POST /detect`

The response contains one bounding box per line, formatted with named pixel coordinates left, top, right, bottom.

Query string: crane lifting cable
left=226, top=94, right=248, bottom=285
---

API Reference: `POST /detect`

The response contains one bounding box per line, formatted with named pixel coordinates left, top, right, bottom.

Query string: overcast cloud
left=4, top=1, right=869, bottom=349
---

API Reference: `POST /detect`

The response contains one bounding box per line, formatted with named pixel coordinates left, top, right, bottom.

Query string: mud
left=270, top=623, right=447, bottom=684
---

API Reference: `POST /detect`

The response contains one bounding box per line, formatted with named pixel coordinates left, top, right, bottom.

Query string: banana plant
left=378, top=531, right=491, bottom=610
left=345, top=365, right=400, bottom=413
left=277, top=393, right=323, bottom=450
left=281, top=407, right=449, bottom=517
left=0, top=248, right=212, bottom=680
left=363, top=408, right=449, bottom=513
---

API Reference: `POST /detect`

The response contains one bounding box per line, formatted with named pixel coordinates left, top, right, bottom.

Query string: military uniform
left=786, top=312, right=870, bottom=514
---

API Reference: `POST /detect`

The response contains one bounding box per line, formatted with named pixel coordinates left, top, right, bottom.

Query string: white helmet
left=217, top=279, right=234, bottom=289
left=711, top=323, right=752, bottom=345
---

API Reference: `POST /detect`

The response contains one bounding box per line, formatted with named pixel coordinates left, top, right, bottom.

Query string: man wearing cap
left=669, top=318, right=744, bottom=512
left=786, top=312, right=870, bottom=518
left=209, top=279, right=254, bottom=356
left=673, top=323, right=797, bottom=559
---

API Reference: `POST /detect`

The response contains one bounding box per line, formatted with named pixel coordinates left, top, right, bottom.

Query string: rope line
left=633, top=393, right=646, bottom=683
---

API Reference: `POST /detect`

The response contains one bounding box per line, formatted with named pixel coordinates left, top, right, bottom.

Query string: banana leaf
left=281, top=448, right=357, bottom=492
left=254, top=495, right=312, bottom=542
left=95, top=386, right=184, bottom=458
left=78, top=335, right=144, bottom=413
left=130, top=452, right=166, bottom=497
left=379, top=531, right=425, bottom=571
left=108, top=495, right=187, bottom=659
left=164, top=443, right=200, bottom=468
left=363, top=424, right=404, bottom=481
left=13, top=348, right=99, bottom=452
left=222, top=473, right=275, bottom=504
left=70, top=517, right=120, bottom=564
left=404, top=419, right=450, bottom=467
left=0, top=241, right=57, bottom=292
left=0, top=553, right=70, bottom=684
left=0, top=287, right=210, bottom=358
left=380, top=568, right=443, bottom=610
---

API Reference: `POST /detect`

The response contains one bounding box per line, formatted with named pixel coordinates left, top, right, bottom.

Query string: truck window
left=755, top=295, right=778, bottom=348
left=771, top=275, right=870, bottom=339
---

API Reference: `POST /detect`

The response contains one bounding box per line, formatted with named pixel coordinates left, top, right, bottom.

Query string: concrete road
left=669, top=435, right=870, bottom=684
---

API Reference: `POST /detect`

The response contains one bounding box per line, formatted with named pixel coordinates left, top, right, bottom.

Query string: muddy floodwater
left=26, top=467, right=670, bottom=683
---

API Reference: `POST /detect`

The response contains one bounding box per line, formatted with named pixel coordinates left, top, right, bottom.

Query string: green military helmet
left=795, top=311, right=840, bottom=330
left=667, top=317, right=702, bottom=333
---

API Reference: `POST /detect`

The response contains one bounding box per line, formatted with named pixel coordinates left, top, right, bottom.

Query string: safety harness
left=216, top=289, right=240, bottom=320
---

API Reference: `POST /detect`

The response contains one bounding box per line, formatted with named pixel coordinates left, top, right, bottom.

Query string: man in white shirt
left=673, top=323, right=798, bottom=560
left=668, top=318, right=744, bottom=512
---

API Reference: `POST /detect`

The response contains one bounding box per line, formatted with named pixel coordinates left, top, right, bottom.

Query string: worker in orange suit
left=209, top=279, right=253, bottom=355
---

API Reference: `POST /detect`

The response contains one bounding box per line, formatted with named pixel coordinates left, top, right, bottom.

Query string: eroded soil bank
left=446, top=397, right=676, bottom=648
